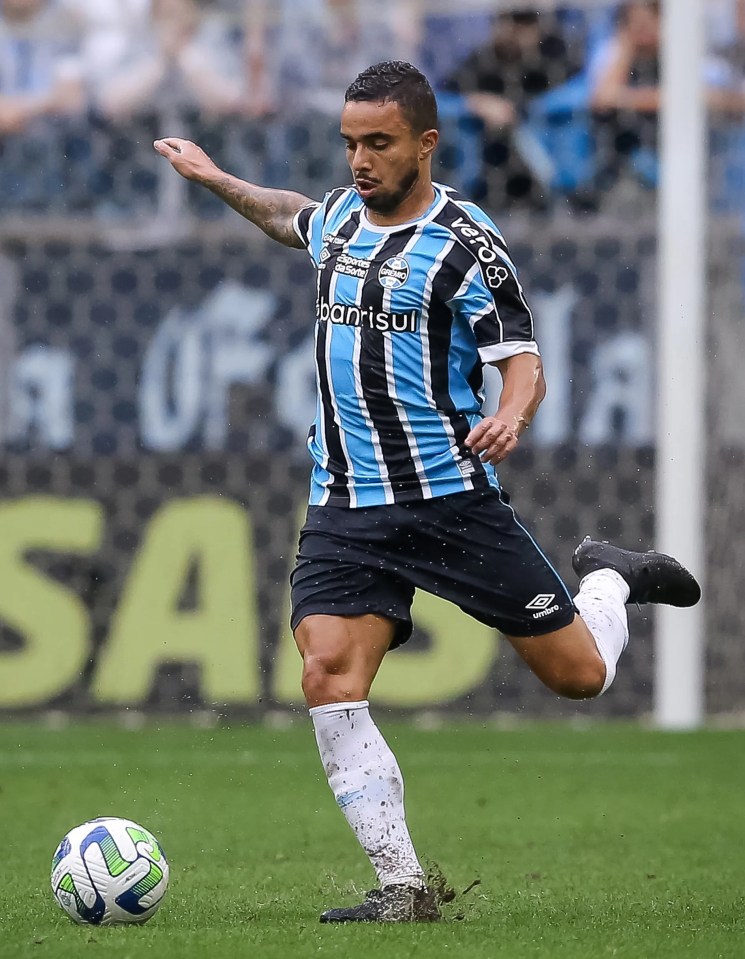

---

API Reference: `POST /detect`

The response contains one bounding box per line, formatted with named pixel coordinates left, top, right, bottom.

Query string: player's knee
left=551, top=660, right=606, bottom=700
left=301, top=647, right=364, bottom=705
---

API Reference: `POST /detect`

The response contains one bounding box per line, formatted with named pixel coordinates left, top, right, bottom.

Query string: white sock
left=574, top=569, right=630, bottom=695
left=310, top=700, right=424, bottom=889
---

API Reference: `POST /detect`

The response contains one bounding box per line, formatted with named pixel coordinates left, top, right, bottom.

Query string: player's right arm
left=153, top=137, right=312, bottom=249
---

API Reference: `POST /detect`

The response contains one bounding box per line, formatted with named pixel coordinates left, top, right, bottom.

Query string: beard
left=360, top=165, right=420, bottom=214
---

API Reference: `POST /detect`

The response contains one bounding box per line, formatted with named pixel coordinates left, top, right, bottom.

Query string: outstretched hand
left=153, top=137, right=219, bottom=182
left=466, top=415, right=520, bottom=466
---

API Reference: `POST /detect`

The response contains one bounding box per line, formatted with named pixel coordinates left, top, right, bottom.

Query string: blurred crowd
left=1, top=0, right=745, bottom=219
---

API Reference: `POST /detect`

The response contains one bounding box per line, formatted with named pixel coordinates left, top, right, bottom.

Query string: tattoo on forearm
left=207, top=175, right=310, bottom=249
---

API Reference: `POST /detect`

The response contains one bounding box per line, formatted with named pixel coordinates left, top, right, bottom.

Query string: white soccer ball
left=50, top=817, right=169, bottom=925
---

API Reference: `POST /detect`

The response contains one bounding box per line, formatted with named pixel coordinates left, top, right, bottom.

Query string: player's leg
left=506, top=539, right=701, bottom=699
left=505, top=612, right=620, bottom=699
left=290, top=502, right=439, bottom=921
left=294, top=612, right=438, bottom=923
left=383, top=489, right=700, bottom=702
left=296, top=611, right=392, bottom=707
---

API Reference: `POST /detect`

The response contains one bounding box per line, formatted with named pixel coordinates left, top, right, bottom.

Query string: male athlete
left=155, top=61, right=700, bottom=923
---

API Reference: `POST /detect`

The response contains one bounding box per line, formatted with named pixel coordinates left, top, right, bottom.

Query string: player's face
left=340, top=100, right=436, bottom=215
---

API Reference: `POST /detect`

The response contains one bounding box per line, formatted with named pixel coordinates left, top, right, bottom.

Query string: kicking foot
left=319, top=884, right=441, bottom=923
left=572, top=537, right=701, bottom=607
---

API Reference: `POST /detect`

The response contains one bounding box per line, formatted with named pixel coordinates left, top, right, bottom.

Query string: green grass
left=1, top=721, right=743, bottom=959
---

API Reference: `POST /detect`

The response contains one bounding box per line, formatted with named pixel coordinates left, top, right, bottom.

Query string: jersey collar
left=358, top=184, right=449, bottom=234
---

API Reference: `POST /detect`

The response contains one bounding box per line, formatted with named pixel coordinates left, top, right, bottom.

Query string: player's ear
left=419, top=129, right=439, bottom=160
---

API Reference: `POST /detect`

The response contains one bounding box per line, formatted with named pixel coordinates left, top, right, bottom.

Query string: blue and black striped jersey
left=293, top=183, right=540, bottom=507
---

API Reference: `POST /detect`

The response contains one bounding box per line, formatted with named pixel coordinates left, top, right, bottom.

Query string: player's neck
left=365, top=180, right=436, bottom=227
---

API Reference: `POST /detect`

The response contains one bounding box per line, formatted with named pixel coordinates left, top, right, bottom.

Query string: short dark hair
left=344, top=61, right=438, bottom=133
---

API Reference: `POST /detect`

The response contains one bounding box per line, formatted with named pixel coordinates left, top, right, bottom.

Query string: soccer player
left=154, top=61, right=700, bottom=924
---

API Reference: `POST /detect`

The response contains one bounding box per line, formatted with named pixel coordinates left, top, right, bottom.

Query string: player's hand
left=465, top=416, right=520, bottom=466
left=153, top=138, right=219, bottom=182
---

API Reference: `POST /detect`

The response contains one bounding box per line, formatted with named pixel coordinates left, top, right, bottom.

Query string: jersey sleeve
left=445, top=213, right=540, bottom=364
left=292, top=187, right=351, bottom=265
left=292, top=202, right=323, bottom=253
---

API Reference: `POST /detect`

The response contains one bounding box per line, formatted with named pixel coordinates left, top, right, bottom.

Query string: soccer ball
left=50, top=817, right=169, bottom=925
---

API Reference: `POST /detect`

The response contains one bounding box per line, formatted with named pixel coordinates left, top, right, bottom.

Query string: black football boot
left=319, top=884, right=441, bottom=923
left=572, top=537, right=701, bottom=607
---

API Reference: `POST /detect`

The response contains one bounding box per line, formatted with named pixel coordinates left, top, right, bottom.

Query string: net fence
left=0, top=0, right=741, bottom=718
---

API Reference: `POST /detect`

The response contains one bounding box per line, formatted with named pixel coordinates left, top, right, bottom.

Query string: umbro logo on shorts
left=525, top=593, right=556, bottom=610
left=525, top=593, right=559, bottom=619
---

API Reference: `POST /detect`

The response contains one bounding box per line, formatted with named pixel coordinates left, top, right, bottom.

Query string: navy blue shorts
left=290, top=488, right=577, bottom=648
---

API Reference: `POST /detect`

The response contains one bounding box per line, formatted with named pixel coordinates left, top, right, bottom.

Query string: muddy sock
left=574, top=568, right=630, bottom=695
left=310, top=700, right=424, bottom=889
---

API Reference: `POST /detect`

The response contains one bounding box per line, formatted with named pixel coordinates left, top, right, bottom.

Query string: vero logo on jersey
left=451, top=216, right=500, bottom=264
left=486, top=265, right=509, bottom=288
left=451, top=216, right=514, bottom=291
left=378, top=256, right=410, bottom=290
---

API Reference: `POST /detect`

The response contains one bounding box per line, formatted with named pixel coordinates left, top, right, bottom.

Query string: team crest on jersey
left=378, top=256, right=410, bottom=290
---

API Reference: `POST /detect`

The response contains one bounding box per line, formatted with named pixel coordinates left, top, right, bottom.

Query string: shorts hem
left=290, top=603, right=413, bottom=649
left=492, top=605, right=578, bottom=638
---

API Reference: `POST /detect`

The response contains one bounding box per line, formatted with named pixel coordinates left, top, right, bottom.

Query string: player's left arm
left=466, top=353, right=546, bottom=466
left=446, top=205, right=545, bottom=464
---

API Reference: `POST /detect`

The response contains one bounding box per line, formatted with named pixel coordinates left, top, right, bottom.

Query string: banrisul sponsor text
left=318, top=300, right=419, bottom=333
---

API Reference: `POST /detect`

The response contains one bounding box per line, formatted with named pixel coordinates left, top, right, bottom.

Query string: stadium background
left=0, top=0, right=742, bottom=720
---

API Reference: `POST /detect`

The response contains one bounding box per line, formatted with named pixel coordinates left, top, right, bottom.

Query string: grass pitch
left=1, top=720, right=743, bottom=959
